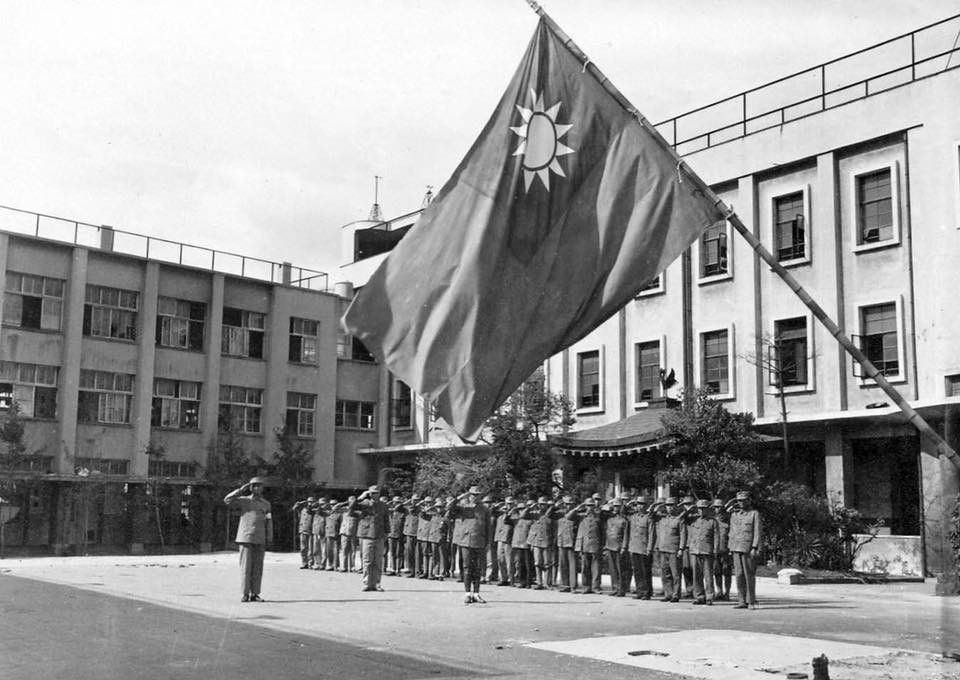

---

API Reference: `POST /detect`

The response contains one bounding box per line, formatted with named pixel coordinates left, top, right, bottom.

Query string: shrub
left=950, top=494, right=960, bottom=572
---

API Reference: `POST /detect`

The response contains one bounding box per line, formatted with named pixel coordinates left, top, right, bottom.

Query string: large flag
left=344, top=18, right=724, bottom=438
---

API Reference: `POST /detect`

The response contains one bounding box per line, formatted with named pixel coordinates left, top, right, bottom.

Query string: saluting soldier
left=729, top=490, right=761, bottom=609
left=602, top=498, right=629, bottom=596
left=626, top=495, right=655, bottom=599
left=482, top=494, right=498, bottom=584
left=528, top=496, right=559, bottom=590
left=510, top=500, right=535, bottom=588
left=323, top=500, right=345, bottom=570
left=310, top=497, right=327, bottom=569
left=572, top=497, right=603, bottom=594
left=685, top=499, right=719, bottom=605
left=556, top=496, right=578, bottom=593
left=680, top=495, right=697, bottom=599
left=416, top=496, right=434, bottom=578
left=402, top=493, right=421, bottom=577
left=292, top=496, right=316, bottom=569
left=224, top=477, right=273, bottom=602
left=713, top=498, right=732, bottom=600
left=386, top=495, right=406, bottom=575
left=653, top=497, right=685, bottom=602
left=492, top=496, right=516, bottom=586
left=340, top=496, right=359, bottom=572
left=351, top=486, right=390, bottom=592
left=447, top=486, right=490, bottom=604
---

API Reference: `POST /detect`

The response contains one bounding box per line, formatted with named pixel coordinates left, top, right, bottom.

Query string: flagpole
left=524, top=0, right=960, bottom=469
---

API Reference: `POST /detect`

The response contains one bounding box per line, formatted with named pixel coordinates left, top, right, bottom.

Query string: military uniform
left=351, top=487, right=390, bottom=591
left=573, top=501, right=603, bottom=593
left=387, top=499, right=406, bottom=575
left=447, top=487, right=490, bottom=602
left=492, top=502, right=515, bottom=585
left=626, top=500, right=655, bottom=599
left=603, top=503, right=629, bottom=595
left=340, top=500, right=359, bottom=572
left=556, top=499, right=578, bottom=592
left=311, top=501, right=326, bottom=569
left=402, top=497, right=420, bottom=576
left=654, top=500, right=685, bottom=601
left=416, top=501, right=434, bottom=578
left=510, top=504, right=534, bottom=587
left=685, top=500, right=720, bottom=604
left=729, top=493, right=761, bottom=608
left=713, top=500, right=732, bottom=600
left=428, top=503, right=449, bottom=579
left=294, top=499, right=315, bottom=568
left=224, top=478, right=273, bottom=602
left=528, top=499, right=559, bottom=589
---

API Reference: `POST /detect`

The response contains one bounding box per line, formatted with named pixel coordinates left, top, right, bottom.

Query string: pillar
left=200, top=274, right=225, bottom=468
left=824, top=426, right=854, bottom=506
left=131, top=262, right=159, bottom=476
left=924, top=406, right=960, bottom=575
left=56, top=247, right=89, bottom=474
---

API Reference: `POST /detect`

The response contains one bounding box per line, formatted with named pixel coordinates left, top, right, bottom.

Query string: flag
left=344, top=18, right=724, bottom=438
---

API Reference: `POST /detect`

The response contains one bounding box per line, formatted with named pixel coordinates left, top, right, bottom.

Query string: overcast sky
left=1, top=1, right=955, bottom=279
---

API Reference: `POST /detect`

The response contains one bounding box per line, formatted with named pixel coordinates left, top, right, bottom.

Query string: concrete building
left=343, top=15, right=960, bottom=574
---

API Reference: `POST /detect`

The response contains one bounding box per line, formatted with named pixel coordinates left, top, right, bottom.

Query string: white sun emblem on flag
left=510, top=89, right=575, bottom=192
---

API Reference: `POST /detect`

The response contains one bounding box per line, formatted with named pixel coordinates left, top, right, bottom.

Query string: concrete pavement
left=2, top=551, right=958, bottom=679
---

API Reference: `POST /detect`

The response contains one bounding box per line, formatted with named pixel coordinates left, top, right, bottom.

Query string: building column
left=824, top=426, right=854, bottom=506
left=922, top=406, right=960, bottom=574
left=131, top=262, right=159, bottom=477
left=818, top=150, right=849, bottom=412
left=262, top=285, right=288, bottom=460
left=56, top=247, right=89, bottom=474
left=200, top=274, right=224, bottom=469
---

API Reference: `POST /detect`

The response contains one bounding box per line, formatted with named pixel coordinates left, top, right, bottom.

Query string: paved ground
left=1, top=552, right=958, bottom=680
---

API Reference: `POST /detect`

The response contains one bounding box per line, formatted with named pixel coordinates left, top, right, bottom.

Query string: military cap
left=391, top=495, right=401, bottom=503
left=665, top=497, right=677, bottom=505
left=711, top=498, right=725, bottom=507
left=635, top=495, right=650, bottom=504
left=537, top=495, right=550, bottom=504
left=306, top=496, right=316, bottom=503
left=248, top=476, right=268, bottom=485
left=735, top=491, right=750, bottom=500
left=347, top=495, right=356, bottom=502
left=411, top=493, right=421, bottom=501
left=561, top=495, right=574, bottom=504
left=467, top=485, right=482, bottom=495
left=591, top=493, right=602, bottom=501
left=504, top=496, right=515, bottom=503
left=610, top=498, right=623, bottom=507
left=584, top=498, right=597, bottom=506
left=481, top=494, right=494, bottom=503
left=422, top=496, right=433, bottom=503
left=681, top=495, right=696, bottom=505
left=696, top=499, right=710, bottom=508
left=367, top=485, right=380, bottom=494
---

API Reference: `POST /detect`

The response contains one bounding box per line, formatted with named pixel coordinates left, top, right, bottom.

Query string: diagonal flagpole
left=525, top=0, right=960, bottom=470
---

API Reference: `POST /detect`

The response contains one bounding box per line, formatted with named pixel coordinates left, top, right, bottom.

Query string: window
left=0, top=361, right=58, bottom=418
left=156, top=297, right=205, bottom=350
left=774, top=192, right=806, bottom=261
left=83, top=285, right=139, bottom=340
left=78, top=370, right=134, bottom=424
left=3, top=273, right=64, bottom=331
left=151, top=379, right=201, bottom=429
left=947, top=374, right=960, bottom=397
left=772, top=318, right=808, bottom=388
left=351, top=337, right=376, bottom=362
left=859, top=303, right=899, bottom=377
left=392, top=380, right=412, bottom=429
left=702, top=330, right=729, bottom=395
left=700, top=223, right=728, bottom=278
left=221, top=308, right=265, bottom=358
left=335, top=400, right=375, bottom=430
left=148, top=459, right=197, bottom=478
left=286, top=392, right=316, bottom=437
left=635, top=275, right=663, bottom=297
left=857, top=169, right=893, bottom=244
left=336, top=329, right=351, bottom=359
left=577, top=350, right=600, bottom=409
left=635, top=341, right=661, bottom=402
left=289, top=317, right=319, bottom=363
left=75, top=458, right=129, bottom=475
left=218, top=385, right=263, bottom=433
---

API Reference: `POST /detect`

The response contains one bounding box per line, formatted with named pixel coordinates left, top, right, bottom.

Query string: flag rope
left=524, top=0, right=960, bottom=469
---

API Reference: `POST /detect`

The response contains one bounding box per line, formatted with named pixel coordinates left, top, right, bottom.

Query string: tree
left=660, top=387, right=762, bottom=499
left=269, top=426, right=314, bottom=484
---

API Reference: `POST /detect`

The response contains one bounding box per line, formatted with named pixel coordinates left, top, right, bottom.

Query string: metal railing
left=655, top=14, right=960, bottom=155
left=0, top=204, right=331, bottom=292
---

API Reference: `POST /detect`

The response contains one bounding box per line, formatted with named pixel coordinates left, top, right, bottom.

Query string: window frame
left=391, top=379, right=413, bottom=430
left=288, top=317, right=320, bottom=364
left=634, top=273, right=665, bottom=298
left=697, top=325, right=736, bottom=400
left=3, top=272, right=65, bottom=331
left=770, top=314, right=816, bottom=394
left=78, top=369, right=134, bottom=425
left=850, top=161, right=901, bottom=253
left=633, top=337, right=666, bottom=407
left=0, top=361, right=59, bottom=418
left=221, top=307, right=265, bottom=359
left=156, top=296, right=205, bottom=351
left=771, top=184, right=811, bottom=266
left=218, top=384, right=263, bottom=434
left=83, top=284, right=140, bottom=341
left=286, top=391, right=317, bottom=438
left=151, top=378, right=201, bottom=430
left=335, top=399, right=376, bottom=431
left=696, top=220, right=733, bottom=284
left=854, top=298, right=906, bottom=385
left=574, top=347, right=604, bottom=414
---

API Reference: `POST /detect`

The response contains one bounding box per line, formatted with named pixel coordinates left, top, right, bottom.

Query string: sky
left=1, top=0, right=956, bottom=279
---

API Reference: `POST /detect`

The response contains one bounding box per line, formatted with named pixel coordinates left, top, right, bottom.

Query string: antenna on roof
left=422, top=185, right=434, bottom=208
left=369, top=175, right=382, bottom=221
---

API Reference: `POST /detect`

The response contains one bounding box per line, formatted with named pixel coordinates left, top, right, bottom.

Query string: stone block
left=777, top=568, right=804, bottom=585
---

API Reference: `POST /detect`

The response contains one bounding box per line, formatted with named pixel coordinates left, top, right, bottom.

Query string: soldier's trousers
left=658, top=551, right=682, bottom=599
left=417, top=540, right=431, bottom=576
left=238, top=542, right=265, bottom=597
left=299, top=532, right=312, bottom=566
left=714, top=551, right=732, bottom=594
left=532, top=546, right=554, bottom=587
left=512, top=547, right=533, bottom=586
left=404, top=535, right=417, bottom=574
left=606, top=549, right=629, bottom=593
left=580, top=551, right=602, bottom=591
left=432, top=541, right=448, bottom=577
left=388, top=536, right=403, bottom=572
left=681, top=549, right=695, bottom=596
left=324, top=536, right=339, bottom=569
left=496, top=542, right=512, bottom=583
left=732, top=551, right=757, bottom=604
left=487, top=542, right=499, bottom=582
left=341, top=536, right=357, bottom=571
left=692, top=553, right=716, bottom=601
left=360, top=537, right=384, bottom=588
left=558, top=547, right=577, bottom=589
left=311, top=533, right=324, bottom=567
left=460, top=546, right=483, bottom=592
left=630, top=552, right=653, bottom=597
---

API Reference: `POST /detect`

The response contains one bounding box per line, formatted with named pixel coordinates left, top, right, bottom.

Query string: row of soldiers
left=293, top=488, right=761, bottom=608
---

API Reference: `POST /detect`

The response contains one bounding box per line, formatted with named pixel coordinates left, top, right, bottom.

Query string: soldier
left=713, top=498, right=732, bottom=600
left=556, top=496, right=578, bottom=593
left=402, top=493, right=421, bottom=577
left=626, top=495, right=655, bottom=599
left=310, top=497, right=327, bottom=569
left=571, top=497, right=603, bottom=594
left=292, top=496, right=316, bottom=569
left=603, top=498, right=629, bottom=596
left=528, top=496, right=559, bottom=590
left=387, top=495, right=406, bottom=575
left=510, top=500, right=534, bottom=588
left=429, top=499, right=451, bottom=580
left=482, top=494, right=498, bottom=584
left=450, top=495, right=464, bottom=580
left=351, top=486, right=390, bottom=592
left=416, top=496, right=434, bottom=578
left=686, top=499, right=719, bottom=605
left=447, top=486, right=490, bottom=604
left=729, top=490, right=761, bottom=609
left=323, top=500, right=344, bottom=570
left=492, top=496, right=516, bottom=585
left=224, top=477, right=273, bottom=602
left=653, top=497, right=684, bottom=602
left=340, top=496, right=359, bottom=572
left=680, top=495, right=697, bottom=599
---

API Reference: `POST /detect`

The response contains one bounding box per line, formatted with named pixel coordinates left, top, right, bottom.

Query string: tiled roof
left=550, top=407, right=671, bottom=450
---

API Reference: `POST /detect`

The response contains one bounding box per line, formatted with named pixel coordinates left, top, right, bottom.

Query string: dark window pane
left=248, top=331, right=264, bottom=359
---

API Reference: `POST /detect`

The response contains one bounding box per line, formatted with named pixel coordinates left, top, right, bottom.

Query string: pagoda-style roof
left=549, top=399, right=676, bottom=458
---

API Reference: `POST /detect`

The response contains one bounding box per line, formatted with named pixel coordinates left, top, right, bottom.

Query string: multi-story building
left=343, top=15, right=960, bottom=574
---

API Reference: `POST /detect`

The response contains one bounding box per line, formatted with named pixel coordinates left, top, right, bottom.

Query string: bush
left=950, top=494, right=960, bottom=572
left=760, top=481, right=877, bottom=571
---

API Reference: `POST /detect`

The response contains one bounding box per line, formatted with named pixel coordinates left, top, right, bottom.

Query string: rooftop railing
left=0, top=203, right=330, bottom=291
left=655, top=13, right=960, bottom=156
